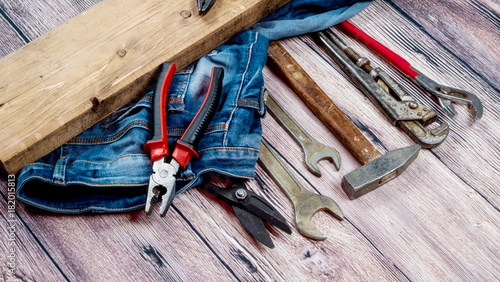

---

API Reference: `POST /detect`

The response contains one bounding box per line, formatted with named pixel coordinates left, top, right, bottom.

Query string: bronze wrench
left=258, top=139, right=343, bottom=240
left=265, top=91, right=341, bottom=176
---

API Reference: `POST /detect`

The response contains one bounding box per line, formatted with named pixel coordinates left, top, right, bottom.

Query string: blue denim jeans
left=16, top=0, right=372, bottom=213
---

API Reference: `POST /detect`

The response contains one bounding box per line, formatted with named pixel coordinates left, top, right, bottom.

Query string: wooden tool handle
left=267, top=41, right=382, bottom=165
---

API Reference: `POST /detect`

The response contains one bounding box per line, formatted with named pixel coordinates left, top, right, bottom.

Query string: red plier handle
left=173, top=67, right=224, bottom=168
left=143, top=62, right=176, bottom=162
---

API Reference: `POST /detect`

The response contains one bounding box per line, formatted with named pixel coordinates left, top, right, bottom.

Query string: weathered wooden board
left=389, top=0, right=500, bottom=89
left=1, top=0, right=499, bottom=281
left=0, top=195, right=67, bottom=280
left=333, top=0, right=500, bottom=206
left=0, top=0, right=291, bottom=174
left=0, top=14, right=25, bottom=57
left=263, top=63, right=500, bottom=280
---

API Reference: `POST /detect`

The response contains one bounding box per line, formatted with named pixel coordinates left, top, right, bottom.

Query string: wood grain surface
left=0, top=0, right=291, bottom=174
left=1, top=0, right=499, bottom=281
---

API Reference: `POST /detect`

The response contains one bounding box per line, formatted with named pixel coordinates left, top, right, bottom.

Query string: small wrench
left=258, top=139, right=343, bottom=240
left=265, top=91, right=341, bottom=176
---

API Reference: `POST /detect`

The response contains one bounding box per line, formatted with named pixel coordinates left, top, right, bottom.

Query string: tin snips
left=315, top=29, right=450, bottom=149
left=201, top=177, right=292, bottom=248
left=338, top=21, right=483, bottom=122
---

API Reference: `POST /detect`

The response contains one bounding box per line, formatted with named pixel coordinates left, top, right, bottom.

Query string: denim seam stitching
left=176, top=64, right=195, bottom=104
left=223, top=32, right=259, bottom=146
left=237, top=98, right=259, bottom=109
left=32, top=162, right=55, bottom=168
left=68, top=121, right=150, bottom=145
left=198, top=147, right=260, bottom=153
left=17, top=186, right=145, bottom=213
left=67, top=154, right=149, bottom=168
left=54, top=144, right=69, bottom=184
left=18, top=175, right=149, bottom=188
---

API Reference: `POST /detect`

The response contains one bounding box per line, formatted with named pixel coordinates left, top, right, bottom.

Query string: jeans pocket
left=166, top=64, right=195, bottom=113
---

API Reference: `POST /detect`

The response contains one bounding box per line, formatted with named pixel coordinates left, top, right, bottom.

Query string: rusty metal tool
left=267, top=41, right=421, bottom=199
left=197, top=0, right=216, bottom=15
left=265, top=91, right=341, bottom=176
left=340, top=21, right=483, bottom=121
left=259, top=139, right=343, bottom=240
left=316, top=29, right=449, bottom=149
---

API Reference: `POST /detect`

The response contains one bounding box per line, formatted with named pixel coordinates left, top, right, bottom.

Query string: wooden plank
left=0, top=12, right=26, bottom=57
left=1, top=0, right=499, bottom=281
left=173, top=179, right=406, bottom=280
left=0, top=0, right=291, bottom=174
left=0, top=186, right=67, bottom=280
left=265, top=17, right=500, bottom=280
left=0, top=0, right=101, bottom=44
left=387, top=0, right=500, bottom=89
left=0, top=179, right=239, bottom=280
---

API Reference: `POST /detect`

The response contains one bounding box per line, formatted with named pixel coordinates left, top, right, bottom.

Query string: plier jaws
left=145, top=157, right=179, bottom=216
left=144, top=62, right=224, bottom=217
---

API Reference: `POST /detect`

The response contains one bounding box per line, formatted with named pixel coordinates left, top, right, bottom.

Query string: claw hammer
left=267, top=41, right=420, bottom=199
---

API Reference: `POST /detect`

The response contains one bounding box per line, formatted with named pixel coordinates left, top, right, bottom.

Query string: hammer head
left=342, top=144, right=421, bottom=199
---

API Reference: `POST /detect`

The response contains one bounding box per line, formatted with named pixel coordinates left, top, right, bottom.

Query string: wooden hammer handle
left=267, top=41, right=382, bottom=164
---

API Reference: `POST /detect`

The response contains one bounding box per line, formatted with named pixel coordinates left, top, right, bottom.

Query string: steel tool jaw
left=295, top=193, right=343, bottom=240
left=198, top=0, right=216, bottom=15
left=233, top=205, right=275, bottom=248
left=240, top=192, right=292, bottom=234
left=201, top=181, right=291, bottom=248
left=145, top=157, right=179, bottom=216
left=413, top=72, right=484, bottom=121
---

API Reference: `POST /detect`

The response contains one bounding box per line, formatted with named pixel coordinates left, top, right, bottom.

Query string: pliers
left=144, top=62, right=223, bottom=217
left=201, top=178, right=292, bottom=248
left=197, top=0, right=216, bottom=15
left=339, top=21, right=483, bottom=121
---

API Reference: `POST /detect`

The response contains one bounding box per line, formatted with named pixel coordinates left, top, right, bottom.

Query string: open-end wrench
left=265, top=91, right=341, bottom=177
left=258, top=139, right=343, bottom=240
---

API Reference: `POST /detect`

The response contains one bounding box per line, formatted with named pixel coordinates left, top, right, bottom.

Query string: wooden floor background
left=1, top=0, right=499, bottom=281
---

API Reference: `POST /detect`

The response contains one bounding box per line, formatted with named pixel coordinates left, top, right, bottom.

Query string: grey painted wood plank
left=0, top=0, right=499, bottom=281
left=0, top=0, right=101, bottom=43
left=387, top=0, right=500, bottom=90
left=175, top=182, right=406, bottom=281
left=0, top=180, right=239, bottom=280
left=325, top=1, right=500, bottom=207
left=266, top=15, right=500, bottom=280
left=0, top=182, right=67, bottom=280
left=0, top=14, right=26, bottom=57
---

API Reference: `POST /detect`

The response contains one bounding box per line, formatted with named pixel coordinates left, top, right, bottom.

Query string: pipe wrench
left=340, top=21, right=483, bottom=121
left=316, top=30, right=449, bottom=149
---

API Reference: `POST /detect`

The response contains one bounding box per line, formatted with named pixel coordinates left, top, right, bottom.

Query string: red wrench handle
left=144, top=62, right=176, bottom=163
left=340, top=21, right=419, bottom=79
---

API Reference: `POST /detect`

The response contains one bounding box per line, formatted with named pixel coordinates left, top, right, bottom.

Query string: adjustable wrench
left=258, top=139, right=343, bottom=240
left=265, top=91, right=341, bottom=176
